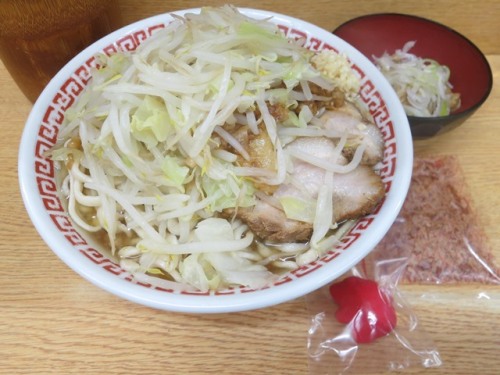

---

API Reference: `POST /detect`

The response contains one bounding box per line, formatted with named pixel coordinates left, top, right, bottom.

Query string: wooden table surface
left=1, top=1, right=499, bottom=374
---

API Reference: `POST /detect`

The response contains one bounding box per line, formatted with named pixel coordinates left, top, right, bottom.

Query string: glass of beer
left=0, top=0, right=122, bottom=102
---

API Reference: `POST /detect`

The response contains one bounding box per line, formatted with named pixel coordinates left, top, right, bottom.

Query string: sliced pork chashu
left=278, top=137, right=385, bottom=223
left=233, top=137, right=385, bottom=243
left=234, top=200, right=313, bottom=243
left=319, top=102, right=384, bottom=166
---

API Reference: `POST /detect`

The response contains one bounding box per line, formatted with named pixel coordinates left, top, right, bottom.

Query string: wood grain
left=1, top=2, right=499, bottom=374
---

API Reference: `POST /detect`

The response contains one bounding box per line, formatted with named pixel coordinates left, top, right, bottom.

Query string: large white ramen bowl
left=18, top=8, right=413, bottom=313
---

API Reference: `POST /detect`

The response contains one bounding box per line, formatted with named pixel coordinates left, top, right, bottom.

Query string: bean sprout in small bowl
left=334, top=13, right=493, bottom=138
left=18, top=6, right=412, bottom=313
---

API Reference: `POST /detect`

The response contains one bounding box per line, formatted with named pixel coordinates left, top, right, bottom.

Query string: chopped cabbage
left=160, top=155, right=189, bottom=188
left=279, top=196, right=316, bottom=223
left=131, top=96, right=173, bottom=148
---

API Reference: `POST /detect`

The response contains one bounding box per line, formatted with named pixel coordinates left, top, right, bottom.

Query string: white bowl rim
left=18, top=7, right=413, bottom=313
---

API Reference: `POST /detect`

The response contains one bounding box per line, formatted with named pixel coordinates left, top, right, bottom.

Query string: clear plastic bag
left=370, top=155, right=500, bottom=285
left=306, top=254, right=442, bottom=374
left=306, top=155, right=500, bottom=374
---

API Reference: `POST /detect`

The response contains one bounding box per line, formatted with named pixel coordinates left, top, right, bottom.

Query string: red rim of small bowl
left=333, top=13, right=493, bottom=124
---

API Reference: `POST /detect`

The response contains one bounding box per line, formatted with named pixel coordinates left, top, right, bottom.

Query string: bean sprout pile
left=49, top=5, right=364, bottom=291
left=374, top=41, right=461, bottom=117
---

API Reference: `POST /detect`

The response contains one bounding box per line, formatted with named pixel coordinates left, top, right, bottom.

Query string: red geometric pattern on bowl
left=33, top=22, right=397, bottom=296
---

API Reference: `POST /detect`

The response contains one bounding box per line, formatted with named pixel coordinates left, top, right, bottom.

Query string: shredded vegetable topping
left=373, top=41, right=461, bottom=117
left=49, top=5, right=376, bottom=292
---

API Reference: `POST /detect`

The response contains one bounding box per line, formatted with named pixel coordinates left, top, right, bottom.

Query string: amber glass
left=0, top=0, right=122, bottom=102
